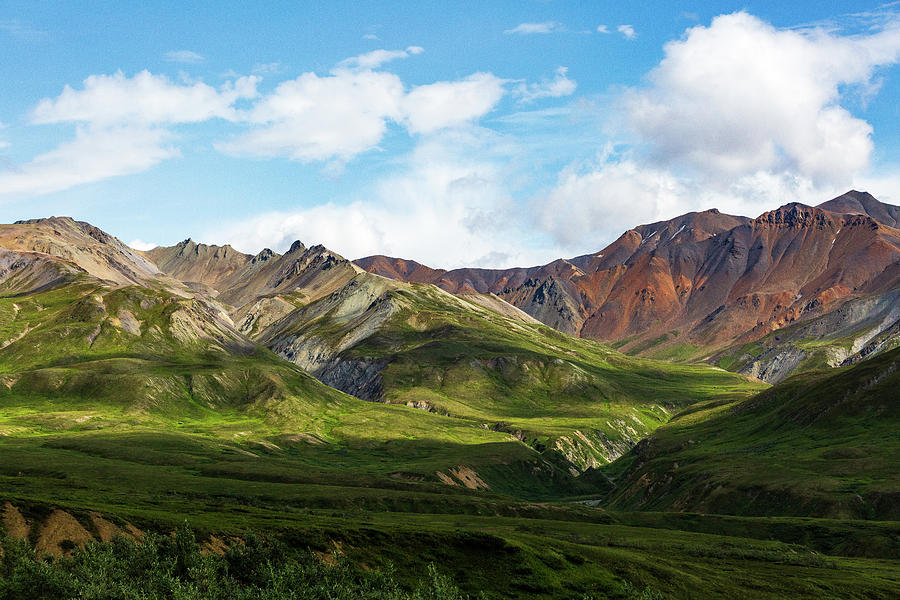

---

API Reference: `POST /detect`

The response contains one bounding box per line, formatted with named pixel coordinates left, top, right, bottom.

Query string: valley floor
left=1, top=429, right=898, bottom=599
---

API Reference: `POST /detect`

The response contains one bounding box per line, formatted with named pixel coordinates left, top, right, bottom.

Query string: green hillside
left=258, top=277, right=766, bottom=475
left=1, top=265, right=898, bottom=598
left=604, top=347, right=900, bottom=520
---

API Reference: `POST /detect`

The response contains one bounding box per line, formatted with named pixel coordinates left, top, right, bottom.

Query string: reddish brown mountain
left=354, top=191, right=900, bottom=367
left=354, top=255, right=446, bottom=283
left=818, top=190, right=899, bottom=228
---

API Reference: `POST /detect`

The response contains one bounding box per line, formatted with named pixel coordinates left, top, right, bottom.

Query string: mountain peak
left=288, top=240, right=306, bottom=254
left=14, top=216, right=77, bottom=226
left=253, top=248, right=276, bottom=263
left=818, top=190, right=899, bottom=228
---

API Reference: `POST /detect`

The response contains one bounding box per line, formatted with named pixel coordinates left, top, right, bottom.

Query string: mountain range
left=358, top=190, right=900, bottom=383
left=1, top=191, right=899, bottom=598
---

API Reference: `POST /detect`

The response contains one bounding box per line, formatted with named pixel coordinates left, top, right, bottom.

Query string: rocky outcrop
left=260, top=274, right=402, bottom=400
left=719, top=285, right=900, bottom=383
left=146, top=238, right=361, bottom=311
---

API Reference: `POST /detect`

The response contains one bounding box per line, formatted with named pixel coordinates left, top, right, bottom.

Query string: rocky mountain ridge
left=5, top=190, right=898, bottom=390
left=356, top=191, right=900, bottom=381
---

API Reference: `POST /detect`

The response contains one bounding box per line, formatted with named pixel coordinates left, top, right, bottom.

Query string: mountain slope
left=0, top=217, right=178, bottom=289
left=356, top=191, right=900, bottom=381
left=602, top=347, right=900, bottom=520
left=146, top=238, right=361, bottom=309
left=819, top=189, right=900, bottom=228
left=0, top=216, right=762, bottom=489
left=714, top=284, right=900, bottom=382
left=244, top=268, right=765, bottom=473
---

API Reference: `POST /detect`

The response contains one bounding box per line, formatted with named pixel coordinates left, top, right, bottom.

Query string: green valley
left=0, top=216, right=897, bottom=599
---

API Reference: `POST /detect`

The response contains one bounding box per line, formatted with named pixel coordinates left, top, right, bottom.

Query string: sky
left=1, top=1, right=899, bottom=268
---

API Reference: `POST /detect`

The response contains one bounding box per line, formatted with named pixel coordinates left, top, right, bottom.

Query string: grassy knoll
left=604, top=347, right=900, bottom=520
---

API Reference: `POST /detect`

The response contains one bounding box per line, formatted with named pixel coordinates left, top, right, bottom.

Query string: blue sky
left=1, top=1, right=899, bottom=268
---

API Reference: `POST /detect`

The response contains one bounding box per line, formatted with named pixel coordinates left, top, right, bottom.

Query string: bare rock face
left=146, top=238, right=361, bottom=311
left=144, top=238, right=253, bottom=291
left=0, top=246, right=79, bottom=294
left=818, top=190, right=900, bottom=228
left=259, top=274, right=402, bottom=400
left=717, top=285, right=900, bottom=383
left=2, top=217, right=168, bottom=288
left=354, top=191, right=900, bottom=381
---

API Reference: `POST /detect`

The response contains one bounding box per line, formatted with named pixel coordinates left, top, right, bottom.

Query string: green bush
left=0, top=527, right=472, bottom=600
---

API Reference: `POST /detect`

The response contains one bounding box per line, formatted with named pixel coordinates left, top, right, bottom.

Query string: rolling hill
left=603, top=346, right=900, bottom=520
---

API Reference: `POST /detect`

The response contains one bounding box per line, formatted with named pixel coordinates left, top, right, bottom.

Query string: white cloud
left=7, top=54, right=510, bottom=194
left=536, top=154, right=838, bottom=252
left=537, top=156, right=686, bottom=248
left=206, top=129, right=553, bottom=269
left=128, top=239, right=158, bottom=251
left=219, top=46, right=505, bottom=163
left=514, top=67, right=576, bottom=103
left=218, top=69, right=405, bottom=162
left=625, top=12, right=900, bottom=187
left=504, top=22, right=564, bottom=35
left=164, top=50, right=205, bottom=64
left=402, top=73, right=506, bottom=134
left=1, top=71, right=258, bottom=196
left=363, top=33, right=379, bottom=40
left=853, top=167, right=900, bottom=206
left=596, top=25, right=610, bottom=34
left=0, top=126, right=177, bottom=196
left=617, top=25, right=636, bottom=39
left=336, top=46, right=424, bottom=70
left=32, top=70, right=259, bottom=126
left=220, top=66, right=506, bottom=162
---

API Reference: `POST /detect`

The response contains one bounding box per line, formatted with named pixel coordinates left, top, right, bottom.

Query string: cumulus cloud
left=625, top=12, right=900, bottom=188
left=596, top=25, right=610, bottom=34
left=4, top=50, right=515, bottom=196
left=206, top=130, right=549, bottom=268
left=537, top=156, right=686, bottom=249
left=617, top=25, right=636, bottom=39
left=533, top=10, right=900, bottom=254
left=336, top=46, right=423, bottom=70
left=0, top=126, right=177, bottom=196
left=0, top=71, right=258, bottom=196
left=536, top=153, right=837, bottom=252
left=402, top=73, right=506, bottom=134
left=217, top=69, right=405, bottom=162
left=504, top=22, right=564, bottom=35
left=32, top=70, right=259, bottom=126
left=514, top=67, right=576, bottom=103
left=220, top=52, right=505, bottom=162
left=164, top=50, right=205, bottom=64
